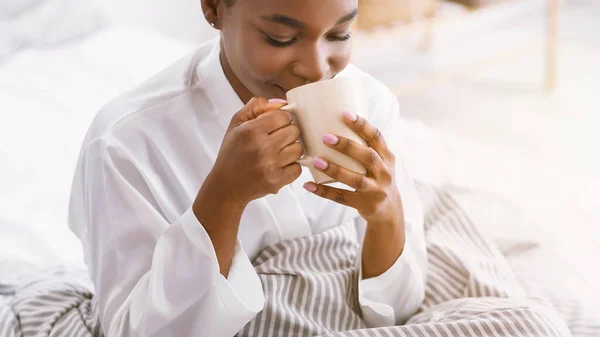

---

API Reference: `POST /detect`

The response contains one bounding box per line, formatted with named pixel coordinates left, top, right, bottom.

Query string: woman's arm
left=302, top=91, right=427, bottom=327
left=357, top=156, right=427, bottom=327
left=69, top=98, right=302, bottom=337
left=194, top=97, right=302, bottom=277
left=69, top=138, right=264, bottom=337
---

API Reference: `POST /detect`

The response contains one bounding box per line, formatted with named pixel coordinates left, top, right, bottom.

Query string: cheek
left=221, top=26, right=272, bottom=83
left=332, top=44, right=352, bottom=74
left=242, top=40, right=290, bottom=81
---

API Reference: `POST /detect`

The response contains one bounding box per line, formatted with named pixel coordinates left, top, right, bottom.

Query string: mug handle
left=296, top=156, right=313, bottom=167
left=279, top=103, right=313, bottom=168
left=279, top=103, right=296, bottom=113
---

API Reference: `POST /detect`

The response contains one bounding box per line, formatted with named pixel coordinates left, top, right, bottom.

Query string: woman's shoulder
left=84, top=42, right=216, bottom=149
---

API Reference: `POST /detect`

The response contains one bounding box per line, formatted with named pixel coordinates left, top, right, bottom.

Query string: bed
left=0, top=5, right=195, bottom=267
left=0, top=1, right=598, bottom=336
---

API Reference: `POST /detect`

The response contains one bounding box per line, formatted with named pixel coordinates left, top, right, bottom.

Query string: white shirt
left=68, top=38, right=427, bottom=337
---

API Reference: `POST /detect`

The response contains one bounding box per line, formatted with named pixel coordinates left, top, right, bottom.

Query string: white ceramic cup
left=281, top=77, right=368, bottom=184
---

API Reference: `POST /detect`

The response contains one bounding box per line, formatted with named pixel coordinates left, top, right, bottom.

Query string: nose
left=291, top=42, right=330, bottom=84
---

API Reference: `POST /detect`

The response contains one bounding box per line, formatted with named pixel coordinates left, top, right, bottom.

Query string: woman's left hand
left=303, top=111, right=404, bottom=228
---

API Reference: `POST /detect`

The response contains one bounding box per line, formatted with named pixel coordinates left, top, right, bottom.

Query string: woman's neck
left=219, top=41, right=254, bottom=105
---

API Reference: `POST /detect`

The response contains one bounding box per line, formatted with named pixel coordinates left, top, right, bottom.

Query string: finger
left=230, top=97, right=288, bottom=128
left=342, top=111, right=392, bottom=160
left=277, top=142, right=304, bottom=167
left=321, top=133, right=386, bottom=177
left=254, top=109, right=293, bottom=133
left=270, top=124, right=301, bottom=149
left=311, top=157, right=375, bottom=191
left=281, top=163, right=302, bottom=185
left=302, top=182, right=357, bottom=207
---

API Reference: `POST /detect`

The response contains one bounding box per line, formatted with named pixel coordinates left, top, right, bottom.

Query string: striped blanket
left=1, top=184, right=597, bottom=336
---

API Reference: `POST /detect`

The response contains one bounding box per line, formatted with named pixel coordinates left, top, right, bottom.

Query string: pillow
left=0, top=0, right=106, bottom=61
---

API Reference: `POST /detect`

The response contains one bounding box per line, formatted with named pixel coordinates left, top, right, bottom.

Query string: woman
left=68, top=0, right=427, bottom=336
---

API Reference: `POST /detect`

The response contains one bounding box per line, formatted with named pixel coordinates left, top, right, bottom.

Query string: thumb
left=230, top=97, right=287, bottom=128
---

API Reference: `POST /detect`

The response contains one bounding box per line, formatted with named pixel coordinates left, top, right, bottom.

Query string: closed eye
left=263, top=33, right=298, bottom=47
left=327, top=33, right=352, bottom=42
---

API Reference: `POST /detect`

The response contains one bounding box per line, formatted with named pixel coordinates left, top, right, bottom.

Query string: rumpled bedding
left=0, top=183, right=597, bottom=337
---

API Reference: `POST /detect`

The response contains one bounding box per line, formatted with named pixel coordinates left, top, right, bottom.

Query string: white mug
left=281, top=77, right=368, bottom=184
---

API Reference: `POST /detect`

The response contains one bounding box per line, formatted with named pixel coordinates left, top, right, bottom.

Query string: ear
left=201, top=0, right=222, bottom=29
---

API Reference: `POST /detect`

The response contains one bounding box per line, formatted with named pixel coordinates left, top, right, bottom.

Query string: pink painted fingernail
left=312, top=157, right=328, bottom=170
left=342, top=111, right=357, bottom=122
left=303, top=183, right=317, bottom=192
left=268, top=98, right=287, bottom=104
left=322, top=133, right=339, bottom=145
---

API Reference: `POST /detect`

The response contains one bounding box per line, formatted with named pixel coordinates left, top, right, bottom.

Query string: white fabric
left=0, top=0, right=105, bottom=61
left=394, top=117, right=600, bottom=290
left=68, top=38, right=427, bottom=336
left=0, top=26, right=194, bottom=266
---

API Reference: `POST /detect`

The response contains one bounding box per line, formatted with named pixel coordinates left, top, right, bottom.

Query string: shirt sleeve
left=354, top=85, right=428, bottom=327
left=68, top=137, right=264, bottom=337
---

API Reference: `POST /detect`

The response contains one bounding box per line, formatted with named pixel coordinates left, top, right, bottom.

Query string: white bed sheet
left=0, top=25, right=194, bottom=266
left=396, top=118, right=600, bottom=301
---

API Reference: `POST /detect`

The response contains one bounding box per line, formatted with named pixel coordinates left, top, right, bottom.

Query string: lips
left=273, top=84, right=288, bottom=98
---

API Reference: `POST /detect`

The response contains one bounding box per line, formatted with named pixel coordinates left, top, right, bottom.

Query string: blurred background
left=1, top=0, right=598, bottom=305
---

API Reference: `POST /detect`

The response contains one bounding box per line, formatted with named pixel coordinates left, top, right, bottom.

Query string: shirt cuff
left=358, top=244, right=422, bottom=327
left=218, top=242, right=265, bottom=318
left=180, top=207, right=265, bottom=320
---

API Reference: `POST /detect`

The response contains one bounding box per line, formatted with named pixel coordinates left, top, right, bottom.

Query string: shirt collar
left=196, top=37, right=245, bottom=130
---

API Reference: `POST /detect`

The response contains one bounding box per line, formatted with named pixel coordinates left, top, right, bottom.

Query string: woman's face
left=213, top=0, right=358, bottom=102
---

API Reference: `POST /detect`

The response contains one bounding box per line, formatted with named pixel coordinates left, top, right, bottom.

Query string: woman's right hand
left=204, top=97, right=304, bottom=208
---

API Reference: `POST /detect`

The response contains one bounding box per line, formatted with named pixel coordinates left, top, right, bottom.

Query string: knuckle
left=250, top=97, right=268, bottom=116
left=355, top=175, right=368, bottom=190
left=375, top=190, right=388, bottom=202
left=291, top=163, right=302, bottom=177
left=379, top=165, right=393, bottom=182
left=291, top=125, right=301, bottom=140
left=372, top=128, right=383, bottom=142
left=341, top=138, right=353, bottom=153
left=253, top=96, right=268, bottom=106
left=388, top=152, right=396, bottom=163
left=359, top=117, right=368, bottom=131
left=284, top=111, right=294, bottom=124
left=293, top=143, right=304, bottom=160
left=289, top=164, right=303, bottom=181
left=381, top=173, right=392, bottom=186
left=366, top=148, right=378, bottom=165
left=265, top=176, right=280, bottom=194
left=246, top=97, right=258, bottom=106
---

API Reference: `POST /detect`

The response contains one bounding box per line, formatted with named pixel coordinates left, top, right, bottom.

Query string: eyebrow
left=261, top=8, right=358, bottom=29
left=336, top=8, right=359, bottom=25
